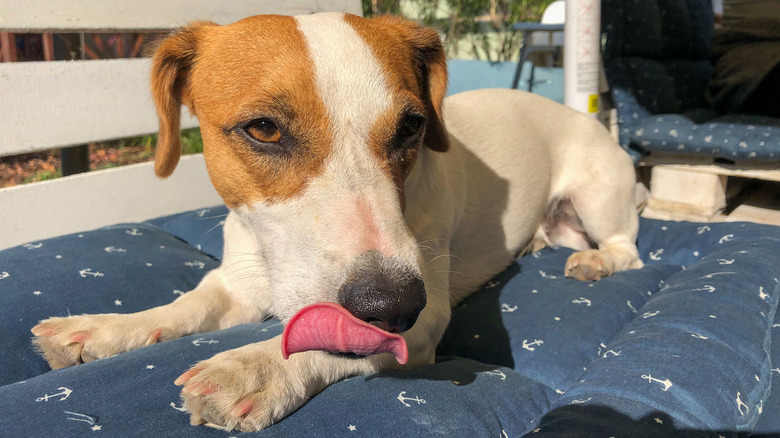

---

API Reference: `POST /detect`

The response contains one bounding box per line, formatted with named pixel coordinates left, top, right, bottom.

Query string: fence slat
left=0, top=154, right=222, bottom=250
left=0, top=0, right=362, bottom=32
left=0, top=58, right=198, bottom=156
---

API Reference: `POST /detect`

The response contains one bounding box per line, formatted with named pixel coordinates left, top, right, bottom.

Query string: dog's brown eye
left=245, top=120, right=282, bottom=143
left=400, top=115, right=424, bottom=138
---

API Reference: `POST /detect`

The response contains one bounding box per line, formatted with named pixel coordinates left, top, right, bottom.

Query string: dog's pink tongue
left=281, top=302, right=408, bottom=364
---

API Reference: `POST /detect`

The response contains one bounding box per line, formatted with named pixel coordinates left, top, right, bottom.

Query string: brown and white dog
left=31, top=13, right=642, bottom=431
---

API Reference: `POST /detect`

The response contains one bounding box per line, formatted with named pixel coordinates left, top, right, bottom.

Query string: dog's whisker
left=428, top=254, right=463, bottom=263
left=416, top=239, right=447, bottom=245
left=433, top=269, right=466, bottom=276
left=204, top=221, right=226, bottom=236
left=195, top=213, right=230, bottom=220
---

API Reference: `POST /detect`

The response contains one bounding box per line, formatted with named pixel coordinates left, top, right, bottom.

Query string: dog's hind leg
left=556, top=164, right=643, bottom=282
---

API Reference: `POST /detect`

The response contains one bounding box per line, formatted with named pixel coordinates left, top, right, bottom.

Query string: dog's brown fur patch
left=344, top=15, right=449, bottom=207
left=150, top=15, right=332, bottom=207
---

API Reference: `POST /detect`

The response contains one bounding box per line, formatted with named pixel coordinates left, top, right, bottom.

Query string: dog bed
left=1, top=206, right=779, bottom=437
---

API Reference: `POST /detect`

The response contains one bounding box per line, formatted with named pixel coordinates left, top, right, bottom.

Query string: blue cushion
left=602, top=0, right=714, bottom=62
left=0, top=224, right=219, bottom=386
left=1, top=208, right=779, bottom=436
left=602, top=0, right=780, bottom=163
left=754, top=311, right=780, bottom=435
left=626, top=115, right=780, bottom=160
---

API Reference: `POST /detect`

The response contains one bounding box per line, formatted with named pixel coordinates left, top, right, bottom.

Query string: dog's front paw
left=31, top=314, right=169, bottom=369
left=176, top=341, right=317, bottom=432
left=565, top=249, right=611, bottom=281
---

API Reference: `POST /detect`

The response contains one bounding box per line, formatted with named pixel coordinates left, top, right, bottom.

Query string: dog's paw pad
left=566, top=250, right=610, bottom=281
left=177, top=345, right=311, bottom=432
left=31, top=315, right=168, bottom=369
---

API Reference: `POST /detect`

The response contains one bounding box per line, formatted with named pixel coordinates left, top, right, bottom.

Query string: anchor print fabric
left=1, top=206, right=780, bottom=437
left=601, top=0, right=780, bottom=163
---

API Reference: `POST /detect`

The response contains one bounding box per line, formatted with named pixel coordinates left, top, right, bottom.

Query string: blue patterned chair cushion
left=1, top=206, right=780, bottom=436
left=602, top=0, right=780, bottom=162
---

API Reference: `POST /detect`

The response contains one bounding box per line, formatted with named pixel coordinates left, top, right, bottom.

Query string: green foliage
left=363, top=0, right=554, bottom=62
left=362, top=0, right=402, bottom=17
left=116, top=128, right=203, bottom=156
left=180, top=128, right=204, bottom=155
left=23, top=169, right=61, bottom=184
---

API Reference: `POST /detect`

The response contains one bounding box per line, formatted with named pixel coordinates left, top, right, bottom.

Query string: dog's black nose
left=338, top=258, right=426, bottom=333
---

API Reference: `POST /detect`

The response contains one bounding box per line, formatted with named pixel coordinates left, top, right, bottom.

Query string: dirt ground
left=0, top=144, right=153, bottom=188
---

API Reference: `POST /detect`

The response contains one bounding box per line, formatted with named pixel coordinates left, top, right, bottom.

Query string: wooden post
left=644, top=166, right=728, bottom=220
left=1, top=32, right=17, bottom=62
left=42, top=32, right=54, bottom=61
left=61, top=145, right=90, bottom=176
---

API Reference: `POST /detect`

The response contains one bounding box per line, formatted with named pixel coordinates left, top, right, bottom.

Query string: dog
left=30, top=12, right=642, bottom=432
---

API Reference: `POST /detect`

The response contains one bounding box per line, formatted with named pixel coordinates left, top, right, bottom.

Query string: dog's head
left=150, top=13, right=448, bottom=338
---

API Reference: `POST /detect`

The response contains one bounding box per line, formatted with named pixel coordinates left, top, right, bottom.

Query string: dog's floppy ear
left=149, top=21, right=214, bottom=178
left=409, top=25, right=450, bottom=153
left=378, top=17, right=449, bottom=152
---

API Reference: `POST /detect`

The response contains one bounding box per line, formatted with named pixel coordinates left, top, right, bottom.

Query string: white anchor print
left=125, top=228, right=143, bottom=236
left=718, top=234, right=734, bottom=244
left=397, top=391, right=426, bottom=407
left=641, top=374, right=672, bottom=391
left=736, top=392, right=749, bottom=416
left=759, top=286, right=769, bottom=301
left=522, top=339, right=544, bottom=351
left=23, top=242, right=43, bottom=249
left=79, top=268, right=104, bottom=278
left=501, top=303, right=518, bottom=312
left=539, top=270, right=558, bottom=279
left=482, top=370, right=507, bottom=380
left=649, top=249, right=663, bottom=261
left=173, top=289, right=185, bottom=297
left=196, top=209, right=210, bottom=217
left=626, top=301, right=637, bottom=313
left=36, top=387, right=73, bottom=402
left=717, top=259, right=734, bottom=265
left=170, top=401, right=188, bottom=412
left=185, top=261, right=205, bottom=269
left=690, top=333, right=708, bottom=340
left=572, top=297, right=592, bottom=307
left=693, top=285, right=716, bottom=293
left=702, top=272, right=737, bottom=279
left=771, top=368, right=780, bottom=374
left=104, top=246, right=126, bottom=253
left=257, top=321, right=283, bottom=333
left=602, top=349, right=621, bottom=358
left=696, top=225, right=711, bottom=234
left=64, top=411, right=100, bottom=431
left=569, top=397, right=592, bottom=405
left=0, top=271, right=9, bottom=280
left=641, top=310, right=660, bottom=319
left=192, top=338, right=219, bottom=346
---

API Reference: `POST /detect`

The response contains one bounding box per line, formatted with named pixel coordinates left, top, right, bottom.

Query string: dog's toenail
left=231, top=399, right=255, bottom=417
